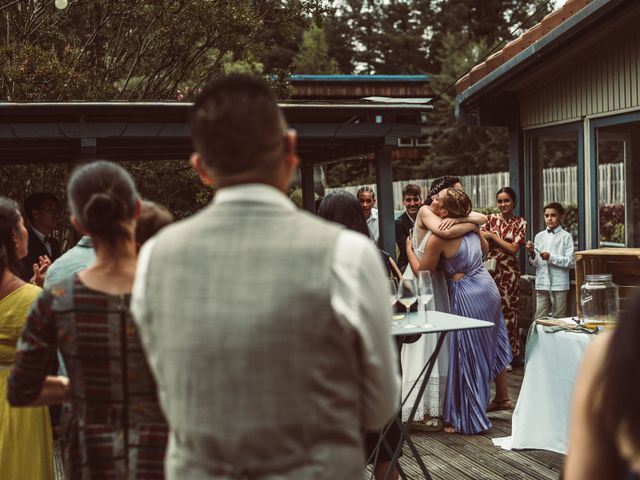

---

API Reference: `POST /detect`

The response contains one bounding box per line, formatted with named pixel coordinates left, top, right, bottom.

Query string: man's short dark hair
left=23, top=192, right=60, bottom=224
left=190, top=74, right=286, bottom=176
left=402, top=184, right=421, bottom=199
left=544, top=202, right=565, bottom=216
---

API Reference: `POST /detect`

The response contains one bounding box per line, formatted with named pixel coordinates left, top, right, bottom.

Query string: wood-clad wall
left=520, top=26, right=640, bottom=127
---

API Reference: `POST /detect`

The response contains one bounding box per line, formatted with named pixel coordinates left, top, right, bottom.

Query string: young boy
left=526, top=202, right=575, bottom=319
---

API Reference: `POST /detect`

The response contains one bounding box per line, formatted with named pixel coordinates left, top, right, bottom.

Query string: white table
left=373, top=311, right=492, bottom=480
left=493, top=322, right=596, bottom=454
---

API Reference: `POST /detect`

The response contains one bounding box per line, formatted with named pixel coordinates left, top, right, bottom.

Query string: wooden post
left=375, top=145, right=396, bottom=258
left=300, top=162, right=316, bottom=213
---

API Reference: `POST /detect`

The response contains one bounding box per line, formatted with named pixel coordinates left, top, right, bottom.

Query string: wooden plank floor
left=380, top=367, right=565, bottom=480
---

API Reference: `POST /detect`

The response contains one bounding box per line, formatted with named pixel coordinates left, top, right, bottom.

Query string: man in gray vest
left=131, top=75, right=400, bottom=479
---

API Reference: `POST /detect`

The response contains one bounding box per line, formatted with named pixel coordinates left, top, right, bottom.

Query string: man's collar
left=405, top=211, right=416, bottom=224
left=30, top=226, right=47, bottom=243
left=213, top=183, right=296, bottom=211
left=77, top=236, right=93, bottom=248
left=546, top=226, right=561, bottom=234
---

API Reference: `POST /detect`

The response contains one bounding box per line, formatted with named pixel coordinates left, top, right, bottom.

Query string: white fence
left=326, top=163, right=624, bottom=210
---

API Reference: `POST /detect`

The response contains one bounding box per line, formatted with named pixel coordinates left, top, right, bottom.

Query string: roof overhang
left=0, top=100, right=432, bottom=165
left=455, top=0, right=639, bottom=125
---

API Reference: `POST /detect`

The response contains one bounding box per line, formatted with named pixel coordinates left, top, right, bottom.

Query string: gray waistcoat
left=144, top=200, right=366, bottom=479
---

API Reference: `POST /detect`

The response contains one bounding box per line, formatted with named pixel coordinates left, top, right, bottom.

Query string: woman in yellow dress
left=0, top=197, right=54, bottom=479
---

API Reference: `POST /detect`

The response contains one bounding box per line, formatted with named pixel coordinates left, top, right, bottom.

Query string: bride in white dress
left=400, top=186, right=487, bottom=427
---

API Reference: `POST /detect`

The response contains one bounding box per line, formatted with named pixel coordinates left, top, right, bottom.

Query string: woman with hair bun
left=0, top=197, right=55, bottom=479
left=9, top=161, right=168, bottom=479
left=481, top=186, right=527, bottom=379
left=408, top=189, right=512, bottom=435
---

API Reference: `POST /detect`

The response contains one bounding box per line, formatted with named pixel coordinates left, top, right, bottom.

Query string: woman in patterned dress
left=9, top=161, right=168, bottom=479
left=481, top=187, right=527, bottom=382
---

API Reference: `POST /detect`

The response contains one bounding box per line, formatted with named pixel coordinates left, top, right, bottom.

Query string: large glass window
left=529, top=131, right=580, bottom=246
left=596, top=121, right=640, bottom=247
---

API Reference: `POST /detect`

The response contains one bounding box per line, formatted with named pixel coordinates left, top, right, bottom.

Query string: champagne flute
left=389, top=278, right=401, bottom=327
left=397, top=278, right=418, bottom=329
left=417, top=270, right=434, bottom=326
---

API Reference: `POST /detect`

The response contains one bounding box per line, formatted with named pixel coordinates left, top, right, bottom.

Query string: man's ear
left=133, top=198, right=142, bottom=220
left=190, top=153, right=214, bottom=186
left=70, top=216, right=86, bottom=235
left=284, top=129, right=300, bottom=172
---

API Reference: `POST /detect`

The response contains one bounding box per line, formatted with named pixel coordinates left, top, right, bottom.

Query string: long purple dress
left=440, top=233, right=512, bottom=434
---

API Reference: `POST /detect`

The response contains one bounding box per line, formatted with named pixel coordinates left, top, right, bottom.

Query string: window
left=528, top=130, right=580, bottom=247
left=595, top=120, right=640, bottom=247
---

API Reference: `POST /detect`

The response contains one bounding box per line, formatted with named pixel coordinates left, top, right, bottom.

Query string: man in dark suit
left=21, top=192, right=62, bottom=281
left=395, top=184, right=422, bottom=271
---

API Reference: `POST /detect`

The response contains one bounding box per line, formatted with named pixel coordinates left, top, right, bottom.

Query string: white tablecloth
left=493, top=322, right=595, bottom=454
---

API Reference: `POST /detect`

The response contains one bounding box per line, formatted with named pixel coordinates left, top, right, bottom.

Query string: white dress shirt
left=366, top=207, right=380, bottom=243
left=132, top=184, right=400, bottom=429
left=528, top=225, right=575, bottom=291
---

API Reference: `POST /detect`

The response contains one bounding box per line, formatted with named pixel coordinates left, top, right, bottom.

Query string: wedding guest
left=0, top=198, right=55, bottom=479
left=357, top=185, right=379, bottom=242
left=481, top=187, right=527, bottom=369
left=131, top=75, right=400, bottom=479
left=402, top=176, right=486, bottom=431
left=395, top=184, right=421, bottom=271
left=21, top=193, right=61, bottom=281
left=565, top=293, right=640, bottom=479
left=42, top=231, right=95, bottom=290
left=9, top=161, right=168, bottom=479
left=526, top=202, right=575, bottom=319
left=408, top=189, right=511, bottom=434
left=318, top=190, right=402, bottom=480
left=135, top=200, right=174, bottom=247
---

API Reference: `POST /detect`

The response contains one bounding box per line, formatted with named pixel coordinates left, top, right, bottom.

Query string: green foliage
left=0, top=0, right=323, bottom=101
left=293, top=25, right=339, bottom=74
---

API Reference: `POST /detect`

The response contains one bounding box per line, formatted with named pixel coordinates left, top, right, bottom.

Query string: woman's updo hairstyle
left=496, top=186, right=517, bottom=204
left=68, top=161, right=139, bottom=244
left=442, top=188, right=472, bottom=218
left=0, top=197, right=22, bottom=276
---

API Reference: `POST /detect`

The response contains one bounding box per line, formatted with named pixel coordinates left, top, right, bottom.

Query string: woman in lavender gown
left=401, top=177, right=487, bottom=429
left=408, top=188, right=511, bottom=434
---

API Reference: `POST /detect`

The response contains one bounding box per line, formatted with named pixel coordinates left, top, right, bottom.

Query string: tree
left=322, top=0, right=555, bottom=186
left=293, top=25, right=339, bottom=74
left=0, top=0, right=324, bottom=101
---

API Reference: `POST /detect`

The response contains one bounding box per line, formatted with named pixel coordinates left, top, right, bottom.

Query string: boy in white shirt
left=526, top=202, right=575, bottom=319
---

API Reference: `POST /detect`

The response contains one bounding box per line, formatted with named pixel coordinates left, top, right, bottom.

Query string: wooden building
left=455, top=0, right=640, bottom=251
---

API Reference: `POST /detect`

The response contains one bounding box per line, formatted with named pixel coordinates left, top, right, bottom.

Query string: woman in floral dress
left=481, top=187, right=527, bottom=368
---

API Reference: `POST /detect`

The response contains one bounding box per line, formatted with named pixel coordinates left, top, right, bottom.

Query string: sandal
left=409, top=417, right=444, bottom=432
left=487, top=398, right=513, bottom=412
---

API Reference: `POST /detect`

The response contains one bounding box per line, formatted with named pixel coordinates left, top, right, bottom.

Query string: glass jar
left=580, top=274, right=619, bottom=329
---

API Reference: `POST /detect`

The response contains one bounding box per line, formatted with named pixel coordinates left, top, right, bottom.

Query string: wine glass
left=417, top=270, right=434, bottom=326
left=389, top=278, right=401, bottom=327
left=397, top=278, right=418, bottom=329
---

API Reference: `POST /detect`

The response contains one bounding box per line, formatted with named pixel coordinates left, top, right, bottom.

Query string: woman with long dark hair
left=481, top=187, right=527, bottom=379
left=318, top=190, right=401, bottom=480
left=9, top=161, right=168, bottom=479
left=0, top=197, right=55, bottom=479
left=565, top=294, right=640, bottom=479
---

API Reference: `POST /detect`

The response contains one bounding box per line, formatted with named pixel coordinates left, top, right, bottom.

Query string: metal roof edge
left=456, top=0, right=623, bottom=109
left=0, top=100, right=432, bottom=113
left=289, top=74, right=431, bottom=82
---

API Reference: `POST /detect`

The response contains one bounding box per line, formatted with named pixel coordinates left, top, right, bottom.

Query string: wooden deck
left=388, top=367, right=565, bottom=480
